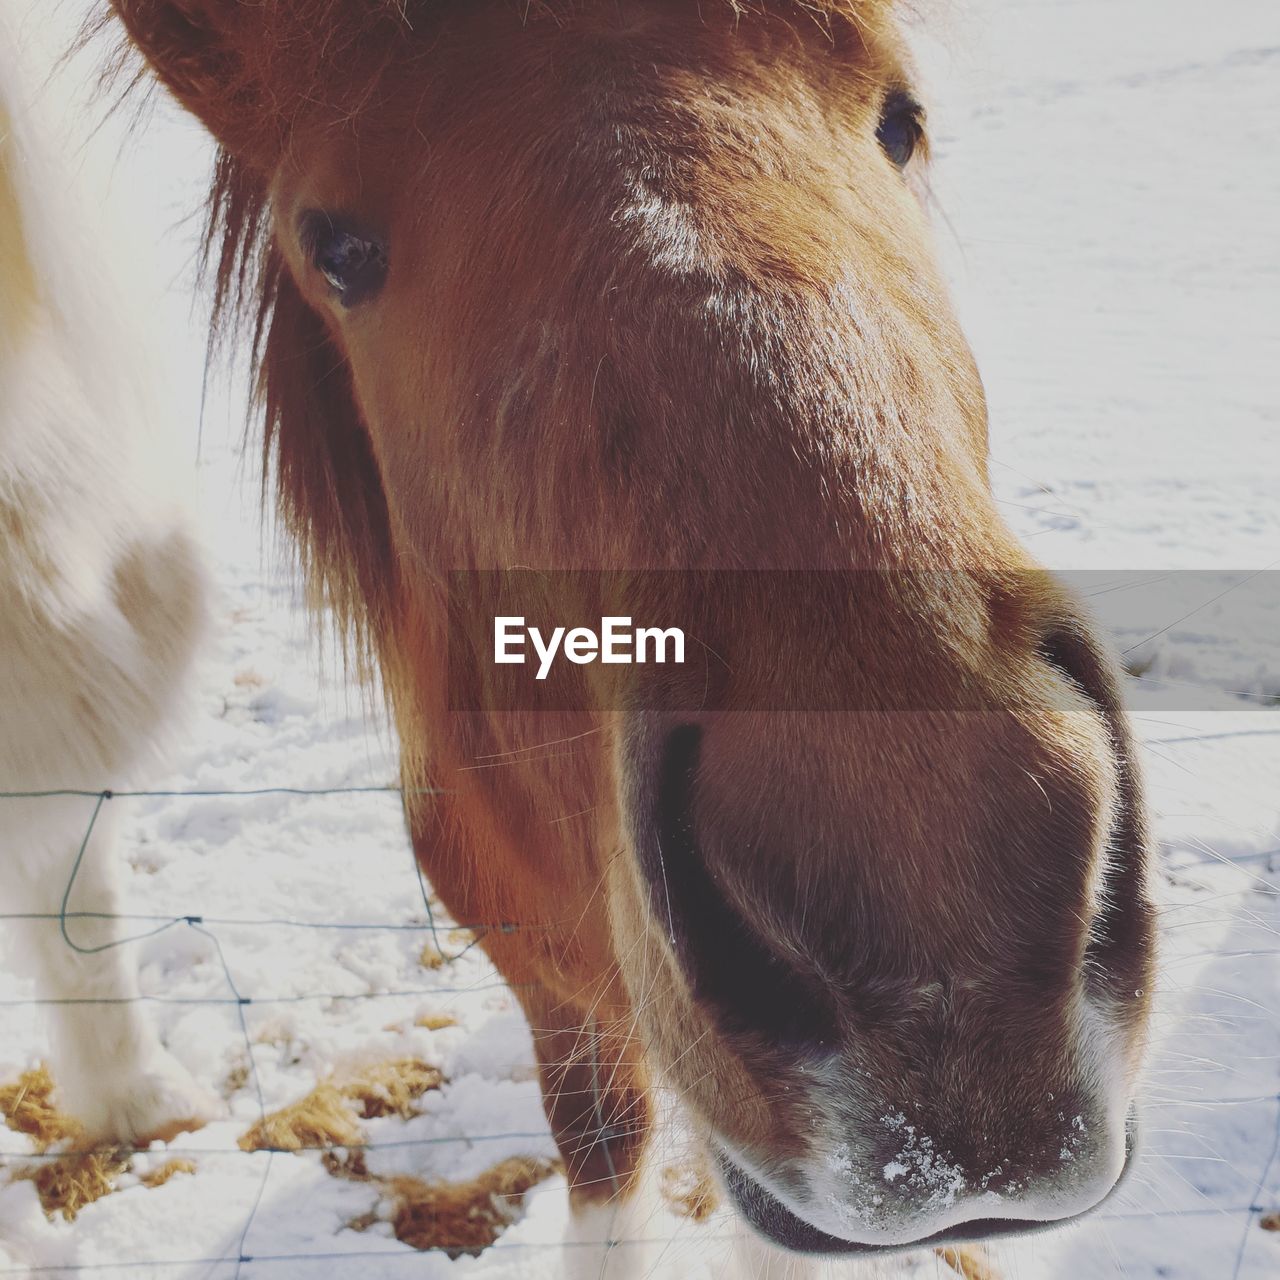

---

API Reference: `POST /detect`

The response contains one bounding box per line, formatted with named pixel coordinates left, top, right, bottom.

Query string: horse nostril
left=1037, top=624, right=1111, bottom=711
left=655, top=724, right=702, bottom=854
left=644, top=723, right=837, bottom=1049
left=1035, top=622, right=1154, bottom=983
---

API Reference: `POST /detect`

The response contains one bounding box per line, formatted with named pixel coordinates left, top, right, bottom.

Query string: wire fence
left=0, top=783, right=1277, bottom=1278
left=0, top=783, right=567, bottom=1278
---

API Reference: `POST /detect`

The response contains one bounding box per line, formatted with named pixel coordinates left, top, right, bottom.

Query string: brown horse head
left=112, top=0, right=1155, bottom=1253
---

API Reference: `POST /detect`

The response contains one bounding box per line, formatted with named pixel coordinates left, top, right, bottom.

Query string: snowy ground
left=1, top=0, right=1278, bottom=1277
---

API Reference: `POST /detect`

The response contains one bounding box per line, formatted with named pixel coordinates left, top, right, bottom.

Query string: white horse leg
left=563, top=1201, right=895, bottom=1280
left=717, top=1227, right=830, bottom=1280
left=720, top=1231, right=929, bottom=1280
left=2, top=796, right=217, bottom=1145
left=563, top=1181, right=670, bottom=1280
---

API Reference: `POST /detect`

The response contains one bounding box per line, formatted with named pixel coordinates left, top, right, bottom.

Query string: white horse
left=0, top=6, right=214, bottom=1144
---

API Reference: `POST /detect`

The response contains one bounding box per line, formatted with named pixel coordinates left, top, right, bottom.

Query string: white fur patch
left=0, top=13, right=212, bottom=1143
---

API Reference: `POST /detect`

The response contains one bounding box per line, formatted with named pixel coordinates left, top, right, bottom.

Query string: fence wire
left=0, top=784, right=562, bottom=1277
left=0, top=785, right=1276, bottom=1278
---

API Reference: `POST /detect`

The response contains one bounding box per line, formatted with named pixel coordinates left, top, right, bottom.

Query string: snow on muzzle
left=712, top=1078, right=1138, bottom=1254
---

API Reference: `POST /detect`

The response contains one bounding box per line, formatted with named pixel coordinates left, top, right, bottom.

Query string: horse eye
left=301, top=213, right=388, bottom=307
left=877, top=90, right=925, bottom=169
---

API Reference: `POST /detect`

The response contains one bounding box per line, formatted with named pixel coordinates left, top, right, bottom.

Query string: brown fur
left=109, top=0, right=1156, bottom=1254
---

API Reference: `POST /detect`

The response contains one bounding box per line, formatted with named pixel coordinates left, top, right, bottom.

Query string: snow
left=1, top=0, right=1278, bottom=1277
left=874, top=1115, right=966, bottom=1212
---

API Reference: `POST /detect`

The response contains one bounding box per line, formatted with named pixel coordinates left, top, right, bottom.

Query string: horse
left=0, top=6, right=213, bottom=1146
left=106, top=0, right=1156, bottom=1267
